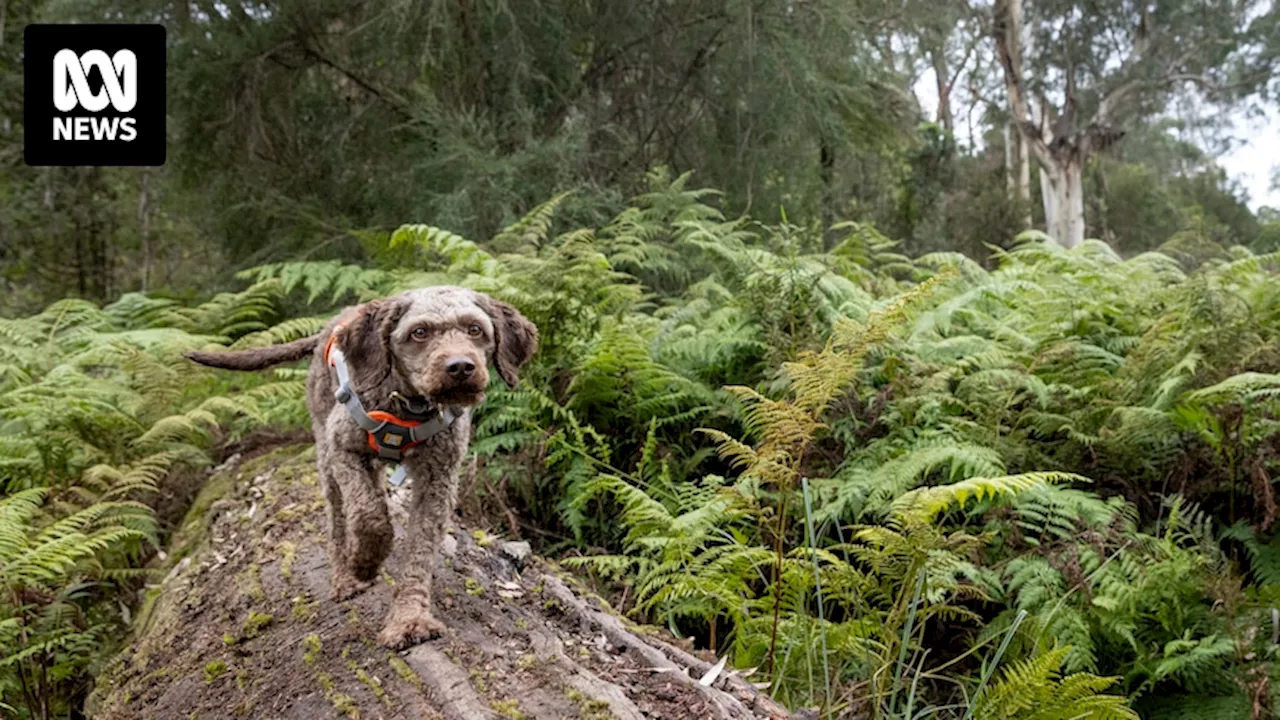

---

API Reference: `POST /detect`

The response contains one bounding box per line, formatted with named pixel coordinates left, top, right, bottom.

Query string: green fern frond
left=892, top=472, right=1088, bottom=524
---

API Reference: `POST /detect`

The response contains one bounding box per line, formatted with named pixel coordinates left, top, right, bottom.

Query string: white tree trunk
left=1061, top=160, right=1085, bottom=249
left=1039, top=167, right=1057, bottom=237
left=1004, top=124, right=1015, bottom=187
left=1038, top=160, right=1085, bottom=249
left=995, top=0, right=1089, bottom=251
left=1005, top=125, right=1033, bottom=228
left=1018, top=134, right=1032, bottom=226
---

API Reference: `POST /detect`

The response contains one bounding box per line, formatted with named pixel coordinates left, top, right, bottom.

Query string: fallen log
left=88, top=444, right=795, bottom=720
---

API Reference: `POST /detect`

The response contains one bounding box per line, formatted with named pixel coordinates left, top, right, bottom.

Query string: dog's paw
left=377, top=613, right=447, bottom=649
left=329, top=573, right=374, bottom=602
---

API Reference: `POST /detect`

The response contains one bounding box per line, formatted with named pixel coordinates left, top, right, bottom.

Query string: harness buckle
left=371, top=421, right=413, bottom=450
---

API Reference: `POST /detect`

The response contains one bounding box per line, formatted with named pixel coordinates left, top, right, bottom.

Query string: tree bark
left=1004, top=123, right=1014, bottom=189
left=820, top=139, right=835, bottom=247
left=1039, top=167, right=1055, bottom=236
left=1017, top=129, right=1032, bottom=226
left=1039, top=160, right=1084, bottom=248
left=138, top=171, right=152, bottom=292
left=1004, top=123, right=1033, bottom=228
left=930, top=47, right=954, bottom=137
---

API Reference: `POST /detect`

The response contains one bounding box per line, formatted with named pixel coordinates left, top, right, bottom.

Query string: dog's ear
left=336, top=297, right=410, bottom=390
left=475, top=295, right=538, bottom=387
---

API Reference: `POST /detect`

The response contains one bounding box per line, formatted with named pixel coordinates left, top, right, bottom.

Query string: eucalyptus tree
left=992, top=0, right=1278, bottom=249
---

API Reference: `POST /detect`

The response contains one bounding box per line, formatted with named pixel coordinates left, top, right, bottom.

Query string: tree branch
left=298, top=39, right=413, bottom=122
left=945, top=25, right=982, bottom=95
left=1090, top=46, right=1199, bottom=127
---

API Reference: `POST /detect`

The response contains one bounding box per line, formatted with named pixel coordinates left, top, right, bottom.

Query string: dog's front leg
left=319, top=443, right=393, bottom=602
left=376, top=428, right=465, bottom=649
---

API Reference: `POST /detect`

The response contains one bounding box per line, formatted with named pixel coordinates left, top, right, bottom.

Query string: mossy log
left=89, top=444, right=795, bottom=720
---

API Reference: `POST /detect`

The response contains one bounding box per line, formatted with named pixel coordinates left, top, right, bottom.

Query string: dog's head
left=336, top=287, right=538, bottom=408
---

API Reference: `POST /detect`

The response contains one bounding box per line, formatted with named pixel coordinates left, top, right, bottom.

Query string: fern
left=890, top=472, right=1088, bottom=525
left=974, top=646, right=1137, bottom=720
left=8, top=183, right=1280, bottom=717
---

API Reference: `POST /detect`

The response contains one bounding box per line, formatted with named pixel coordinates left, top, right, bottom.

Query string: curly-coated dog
left=186, top=287, right=537, bottom=649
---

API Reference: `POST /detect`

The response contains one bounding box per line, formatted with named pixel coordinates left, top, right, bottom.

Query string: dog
left=186, top=286, right=537, bottom=649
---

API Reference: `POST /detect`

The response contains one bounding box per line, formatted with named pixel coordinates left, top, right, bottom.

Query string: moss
left=278, top=541, right=297, bottom=579
left=514, top=617, right=529, bottom=631
left=471, top=528, right=495, bottom=547
left=268, top=506, right=304, bottom=526
left=204, top=660, right=227, bottom=684
left=515, top=653, right=538, bottom=671
left=381, top=569, right=396, bottom=586
left=241, top=611, right=274, bottom=639
left=387, top=655, right=424, bottom=691
left=317, top=672, right=336, bottom=692
left=348, top=661, right=392, bottom=708
left=566, top=688, right=615, bottom=719
left=170, top=446, right=310, bottom=566
left=317, top=671, right=358, bottom=719
left=222, top=633, right=236, bottom=646
left=237, top=563, right=265, bottom=602
left=465, top=577, right=485, bottom=596
left=490, top=698, right=525, bottom=719
left=588, top=593, right=616, bottom=613
left=170, top=467, right=239, bottom=564
left=468, top=668, right=490, bottom=693
left=235, top=669, right=249, bottom=693
left=303, top=633, right=322, bottom=665
left=132, top=587, right=163, bottom=636
left=276, top=458, right=317, bottom=487
left=291, top=594, right=318, bottom=622
left=330, top=691, right=359, bottom=719
left=140, top=666, right=175, bottom=685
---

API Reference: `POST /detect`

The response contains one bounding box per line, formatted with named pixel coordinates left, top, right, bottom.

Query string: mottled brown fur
left=185, top=335, right=319, bottom=371
left=186, top=286, right=537, bottom=649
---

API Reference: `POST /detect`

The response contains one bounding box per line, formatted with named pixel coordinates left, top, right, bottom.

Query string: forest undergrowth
left=4, top=170, right=1280, bottom=718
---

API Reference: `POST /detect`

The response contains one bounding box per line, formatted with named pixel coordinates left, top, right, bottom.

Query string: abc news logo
left=53, top=49, right=139, bottom=142
left=25, top=24, right=165, bottom=167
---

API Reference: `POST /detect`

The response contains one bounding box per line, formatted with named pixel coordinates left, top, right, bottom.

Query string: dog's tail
left=185, top=335, right=321, bottom=371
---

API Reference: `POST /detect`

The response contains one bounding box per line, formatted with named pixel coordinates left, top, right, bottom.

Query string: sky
left=914, top=72, right=1280, bottom=212
left=1218, top=110, right=1280, bottom=211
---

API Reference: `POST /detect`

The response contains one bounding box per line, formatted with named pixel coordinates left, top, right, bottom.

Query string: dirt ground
left=87, top=445, right=795, bottom=720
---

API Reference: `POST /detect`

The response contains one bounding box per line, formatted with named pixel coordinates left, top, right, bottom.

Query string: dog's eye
left=410, top=327, right=429, bottom=342
left=467, top=324, right=483, bottom=337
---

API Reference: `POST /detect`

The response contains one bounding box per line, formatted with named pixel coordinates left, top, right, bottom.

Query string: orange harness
left=324, top=328, right=458, bottom=468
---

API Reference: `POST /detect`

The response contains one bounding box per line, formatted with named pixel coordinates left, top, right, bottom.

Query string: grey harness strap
left=326, top=343, right=458, bottom=486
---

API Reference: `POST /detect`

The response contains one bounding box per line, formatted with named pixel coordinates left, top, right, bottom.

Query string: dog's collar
left=323, top=329, right=459, bottom=467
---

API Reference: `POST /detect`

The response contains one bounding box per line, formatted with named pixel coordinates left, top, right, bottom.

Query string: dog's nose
left=446, top=357, right=476, bottom=379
